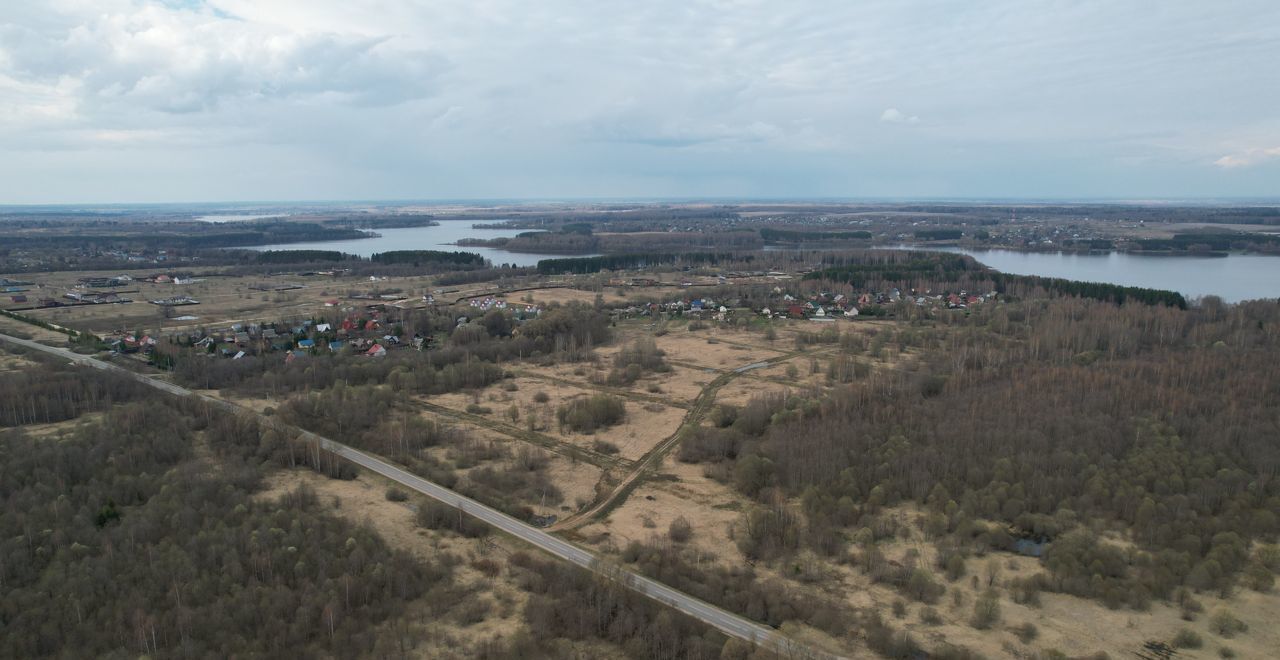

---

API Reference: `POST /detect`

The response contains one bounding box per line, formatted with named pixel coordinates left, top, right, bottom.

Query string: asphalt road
left=0, top=332, right=837, bottom=659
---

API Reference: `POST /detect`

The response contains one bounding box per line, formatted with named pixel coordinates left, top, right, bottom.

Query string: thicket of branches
left=0, top=399, right=450, bottom=658
left=680, top=296, right=1280, bottom=608
left=0, top=366, right=150, bottom=426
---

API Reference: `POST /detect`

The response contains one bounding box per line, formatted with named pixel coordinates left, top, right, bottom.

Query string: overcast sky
left=2, top=1, right=1278, bottom=203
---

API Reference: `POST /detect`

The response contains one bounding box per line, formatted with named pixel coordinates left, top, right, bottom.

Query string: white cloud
left=0, top=2, right=446, bottom=116
left=1214, top=146, right=1280, bottom=169
left=879, top=108, right=919, bottom=124
left=1, top=1, right=1279, bottom=201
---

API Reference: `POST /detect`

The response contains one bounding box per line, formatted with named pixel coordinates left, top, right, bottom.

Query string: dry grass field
left=7, top=267, right=447, bottom=336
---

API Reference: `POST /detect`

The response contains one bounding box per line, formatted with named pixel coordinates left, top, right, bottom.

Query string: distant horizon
left=3, top=196, right=1280, bottom=211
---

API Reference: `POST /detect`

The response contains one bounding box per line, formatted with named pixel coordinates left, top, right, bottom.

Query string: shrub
left=1012, top=622, right=1038, bottom=643
left=471, top=557, right=502, bottom=578
left=920, top=607, right=943, bottom=625
left=532, top=390, right=550, bottom=404
left=1243, top=561, right=1274, bottom=592
left=710, top=404, right=739, bottom=428
left=905, top=568, right=944, bottom=603
left=668, top=516, right=693, bottom=543
left=592, top=439, right=620, bottom=454
left=970, top=589, right=1001, bottom=629
left=1172, top=628, right=1203, bottom=649
left=385, top=487, right=409, bottom=502
left=465, top=403, right=492, bottom=415
left=416, top=499, right=489, bottom=538
left=556, top=395, right=626, bottom=433
left=1209, top=610, right=1247, bottom=638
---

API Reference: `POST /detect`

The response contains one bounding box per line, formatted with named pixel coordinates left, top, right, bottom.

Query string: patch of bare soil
left=646, top=332, right=780, bottom=370
left=0, top=316, right=70, bottom=345
left=577, top=459, right=747, bottom=564
left=510, top=287, right=630, bottom=307
left=564, top=399, right=685, bottom=462
left=714, top=377, right=793, bottom=408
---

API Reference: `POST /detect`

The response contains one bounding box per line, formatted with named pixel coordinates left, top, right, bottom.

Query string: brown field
left=543, top=458, right=610, bottom=515
left=713, top=376, right=795, bottom=407
left=738, top=353, right=832, bottom=389
left=501, top=286, right=630, bottom=307
left=633, top=331, right=786, bottom=371
left=646, top=363, right=717, bottom=404
left=0, top=315, right=70, bottom=345
left=9, top=267, right=443, bottom=337
left=577, top=459, right=746, bottom=561
left=427, top=376, right=686, bottom=463
left=573, top=400, right=684, bottom=461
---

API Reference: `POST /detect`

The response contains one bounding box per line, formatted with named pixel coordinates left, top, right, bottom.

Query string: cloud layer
left=1215, top=147, right=1280, bottom=169
left=1, top=1, right=1278, bottom=202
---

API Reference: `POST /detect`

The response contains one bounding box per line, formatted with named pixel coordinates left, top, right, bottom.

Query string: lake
left=246, top=220, right=574, bottom=268
left=904, top=247, right=1280, bottom=303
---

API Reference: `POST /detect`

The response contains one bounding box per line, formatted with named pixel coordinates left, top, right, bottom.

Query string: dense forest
left=537, top=252, right=739, bottom=274
left=0, top=388, right=451, bottom=657
left=759, top=227, right=873, bottom=242
left=804, top=252, right=1187, bottom=308
left=681, top=294, right=1280, bottom=612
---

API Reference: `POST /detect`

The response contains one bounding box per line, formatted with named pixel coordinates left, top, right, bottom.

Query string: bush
left=592, top=439, right=620, bottom=454
left=1172, top=628, right=1203, bottom=649
left=678, top=427, right=745, bottom=463
left=1243, top=561, right=1275, bottom=592
left=970, top=589, right=1001, bottom=629
left=920, top=606, right=943, bottom=625
left=532, top=391, right=550, bottom=404
left=465, top=403, right=492, bottom=415
left=709, top=404, right=739, bottom=428
left=1209, top=610, right=1248, bottom=638
left=1012, top=622, right=1038, bottom=643
left=905, top=568, right=944, bottom=603
left=416, top=499, right=490, bottom=538
left=556, top=395, right=626, bottom=433
left=385, top=487, right=409, bottom=502
left=668, top=516, right=693, bottom=543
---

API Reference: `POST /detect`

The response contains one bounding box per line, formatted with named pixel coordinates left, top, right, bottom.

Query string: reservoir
left=901, top=247, right=1280, bottom=304
left=246, top=220, right=569, bottom=268
left=246, top=222, right=1280, bottom=302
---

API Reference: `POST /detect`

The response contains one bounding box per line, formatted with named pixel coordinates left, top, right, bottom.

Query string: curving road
left=0, top=332, right=838, bottom=659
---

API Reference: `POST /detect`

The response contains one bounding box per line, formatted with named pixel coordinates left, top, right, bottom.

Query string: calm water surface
left=246, top=220, right=582, bottom=268
left=911, top=247, right=1280, bottom=303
